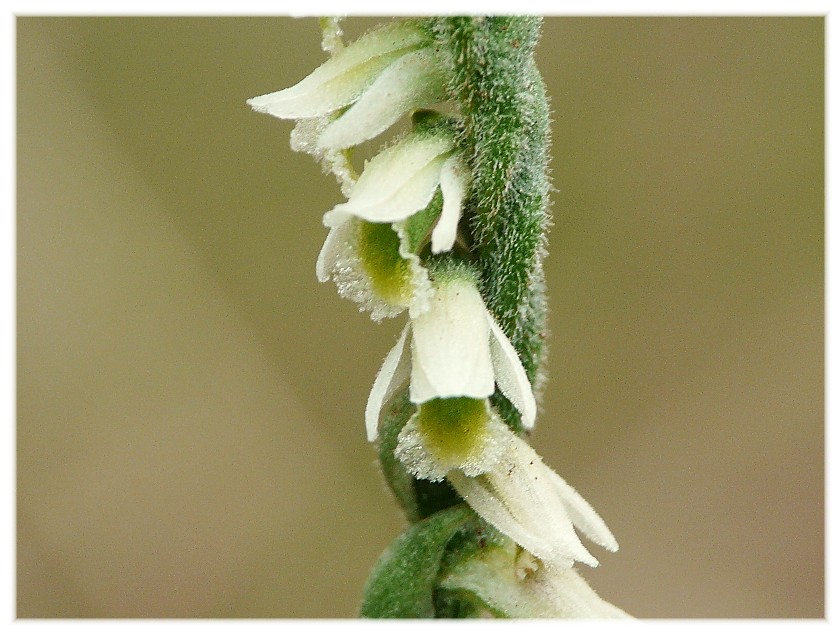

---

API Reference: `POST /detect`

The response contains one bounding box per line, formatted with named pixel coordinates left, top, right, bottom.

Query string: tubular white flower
left=247, top=20, right=447, bottom=153
left=317, top=48, right=449, bottom=150
left=365, top=275, right=536, bottom=441
left=390, top=393, right=617, bottom=571
left=251, top=20, right=471, bottom=321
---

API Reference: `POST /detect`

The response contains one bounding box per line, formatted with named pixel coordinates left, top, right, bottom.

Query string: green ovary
left=357, top=221, right=413, bottom=305
left=417, top=397, right=489, bottom=468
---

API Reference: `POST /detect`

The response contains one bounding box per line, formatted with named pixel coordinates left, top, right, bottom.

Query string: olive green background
left=17, top=17, right=823, bottom=618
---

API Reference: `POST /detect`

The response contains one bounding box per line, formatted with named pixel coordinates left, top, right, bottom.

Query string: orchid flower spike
left=247, top=20, right=446, bottom=151
left=316, top=126, right=471, bottom=320
left=365, top=270, right=617, bottom=570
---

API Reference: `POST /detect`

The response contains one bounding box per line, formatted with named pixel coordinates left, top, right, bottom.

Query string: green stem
left=428, top=16, right=551, bottom=430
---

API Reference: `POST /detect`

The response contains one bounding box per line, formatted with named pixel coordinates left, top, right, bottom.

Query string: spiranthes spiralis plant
left=248, top=16, right=629, bottom=618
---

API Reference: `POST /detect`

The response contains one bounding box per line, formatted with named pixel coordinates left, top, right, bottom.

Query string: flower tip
left=245, top=97, right=278, bottom=118
left=365, top=325, right=412, bottom=442
left=245, top=91, right=299, bottom=119
left=520, top=399, right=537, bottom=430
left=322, top=207, right=350, bottom=228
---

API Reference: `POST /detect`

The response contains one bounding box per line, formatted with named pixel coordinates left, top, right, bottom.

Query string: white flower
left=446, top=431, right=618, bottom=569
left=247, top=20, right=447, bottom=151
left=322, top=130, right=469, bottom=251
left=440, top=542, right=630, bottom=618
left=365, top=274, right=618, bottom=570
left=315, top=217, right=432, bottom=322
left=316, top=130, right=471, bottom=320
left=365, top=274, right=535, bottom=443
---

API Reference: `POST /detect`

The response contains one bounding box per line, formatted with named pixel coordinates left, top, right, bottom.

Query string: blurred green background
left=17, top=16, right=823, bottom=618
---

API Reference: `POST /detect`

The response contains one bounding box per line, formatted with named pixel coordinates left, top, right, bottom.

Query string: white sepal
left=315, top=220, right=347, bottom=283
left=317, top=48, right=448, bottom=150
left=547, top=470, right=619, bottom=553
left=500, top=435, right=600, bottom=568
left=322, top=134, right=454, bottom=228
left=529, top=565, right=630, bottom=618
left=365, top=324, right=411, bottom=441
left=409, top=279, right=495, bottom=404
left=246, top=21, right=425, bottom=120
left=486, top=316, right=537, bottom=428
left=431, top=154, right=469, bottom=253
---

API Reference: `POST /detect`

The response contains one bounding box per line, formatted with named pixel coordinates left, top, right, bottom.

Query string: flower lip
left=316, top=219, right=432, bottom=325
left=394, top=397, right=504, bottom=482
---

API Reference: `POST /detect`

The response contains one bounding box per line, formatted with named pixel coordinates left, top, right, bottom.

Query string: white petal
left=322, top=134, right=453, bottom=227
left=247, top=21, right=425, bottom=120
left=409, top=279, right=495, bottom=403
left=547, top=470, right=619, bottom=553
left=315, top=220, right=348, bottom=283
left=431, top=154, right=469, bottom=253
left=337, top=133, right=452, bottom=207
left=317, top=48, right=448, bottom=150
left=365, top=324, right=411, bottom=441
left=487, top=316, right=537, bottom=428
